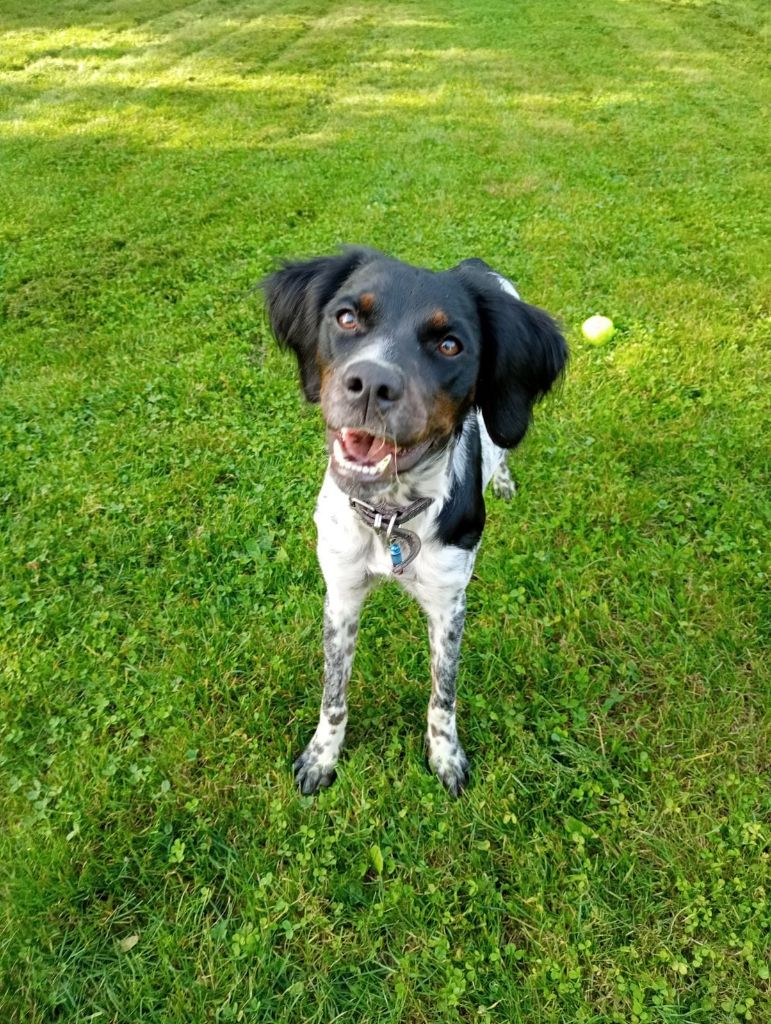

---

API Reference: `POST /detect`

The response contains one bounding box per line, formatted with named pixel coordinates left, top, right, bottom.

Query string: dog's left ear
left=262, top=246, right=381, bottom=402
left=452, top=260, right=568, bottom=449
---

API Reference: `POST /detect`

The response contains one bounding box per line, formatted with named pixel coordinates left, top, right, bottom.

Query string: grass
left=1, top=0, right=769, bottom=1020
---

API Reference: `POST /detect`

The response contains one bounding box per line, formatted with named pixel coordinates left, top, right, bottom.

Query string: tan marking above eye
left=428, top=309, right=450, bottom=331
left=438, top=337, right=463, bottom=357
left=358, top=292, right=376, bottom=315
left=337, top=309, right=358, bottom=329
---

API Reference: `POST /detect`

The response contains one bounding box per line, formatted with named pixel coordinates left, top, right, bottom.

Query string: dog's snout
left=343, top=360, right=405, bottom=410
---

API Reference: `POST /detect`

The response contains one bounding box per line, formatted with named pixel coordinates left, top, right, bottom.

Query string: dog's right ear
left=262, top=246, right=381, bottom=402
left=451, top=261, right=568, bottom=449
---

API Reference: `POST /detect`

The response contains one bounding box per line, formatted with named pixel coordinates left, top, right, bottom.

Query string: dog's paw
left=293, top=745, right=337, bottom=796
left=493, top=477, right=516, bottom=501
left=425, top=739, right=469, bottom=798
left=492, top=463, right=517, bottom=501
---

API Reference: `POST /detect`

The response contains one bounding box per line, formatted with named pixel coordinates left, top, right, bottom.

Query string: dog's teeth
left=333, top=437, right=393, bottom=477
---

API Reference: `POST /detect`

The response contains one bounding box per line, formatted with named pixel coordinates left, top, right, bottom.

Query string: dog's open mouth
left=328, top=428, right=432, bottom=482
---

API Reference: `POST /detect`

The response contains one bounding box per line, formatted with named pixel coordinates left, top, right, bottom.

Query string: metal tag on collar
left=385, top=515, right=401, bottom=571
left=389, top=540, right=403, bottom=572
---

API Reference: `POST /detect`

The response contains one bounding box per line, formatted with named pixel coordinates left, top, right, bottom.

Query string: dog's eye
left=336, top=309, right=358, bottom=330
left=438, top=337, right=463, bottom=357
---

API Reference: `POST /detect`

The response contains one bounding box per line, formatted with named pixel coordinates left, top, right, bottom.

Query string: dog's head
left=263, top=247, right=567, bottom=494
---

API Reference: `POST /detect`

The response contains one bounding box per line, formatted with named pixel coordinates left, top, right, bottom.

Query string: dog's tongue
left=342, top=430, right=392, bottom=464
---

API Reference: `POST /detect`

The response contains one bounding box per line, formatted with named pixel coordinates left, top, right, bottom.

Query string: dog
left=263, top=247, right=567, bottom=796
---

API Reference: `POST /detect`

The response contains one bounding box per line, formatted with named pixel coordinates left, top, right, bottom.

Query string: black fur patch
left=434, top=416, right=486, bottom=550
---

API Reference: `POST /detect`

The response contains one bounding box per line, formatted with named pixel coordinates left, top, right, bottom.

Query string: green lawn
left=1, top=1, right=769, bottom=1021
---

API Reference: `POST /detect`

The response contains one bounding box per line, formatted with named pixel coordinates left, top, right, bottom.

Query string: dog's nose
left=343, top=360, right=405, bottom=410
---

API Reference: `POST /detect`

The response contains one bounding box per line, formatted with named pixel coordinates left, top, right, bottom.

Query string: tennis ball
left=581, top=315, right=615, bottom=346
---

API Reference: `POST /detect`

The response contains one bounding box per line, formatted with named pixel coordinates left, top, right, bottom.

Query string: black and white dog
left=263, top=247, right=567, bottom=796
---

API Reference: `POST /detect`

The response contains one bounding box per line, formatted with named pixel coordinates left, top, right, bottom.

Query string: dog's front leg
left=293, top=585, right=367, bottom=795
left=425, top=589, right=470, bottom=797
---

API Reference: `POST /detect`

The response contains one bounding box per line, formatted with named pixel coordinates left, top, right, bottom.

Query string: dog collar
left=349, top=496, right=434, bottom=574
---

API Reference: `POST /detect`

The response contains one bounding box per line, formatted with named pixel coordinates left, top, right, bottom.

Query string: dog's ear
left=453, top=260, right=568, bottom=448
left=262, top=246, right=381, bottom=402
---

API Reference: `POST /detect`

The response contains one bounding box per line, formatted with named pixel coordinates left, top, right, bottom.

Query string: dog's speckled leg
left=294, top=590, right=365, bottom=795
left=425, top=591, right=469, bottom=796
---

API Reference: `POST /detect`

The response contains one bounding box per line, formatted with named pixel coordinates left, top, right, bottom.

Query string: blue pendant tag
left=389, top=541, right=403, bottom=569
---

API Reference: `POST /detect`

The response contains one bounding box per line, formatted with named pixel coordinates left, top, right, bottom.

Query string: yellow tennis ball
left=581, top=315, right=615, bottom=346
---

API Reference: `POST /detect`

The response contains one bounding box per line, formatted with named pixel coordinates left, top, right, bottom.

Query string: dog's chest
left=313, top=471, right=476, bottom=600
